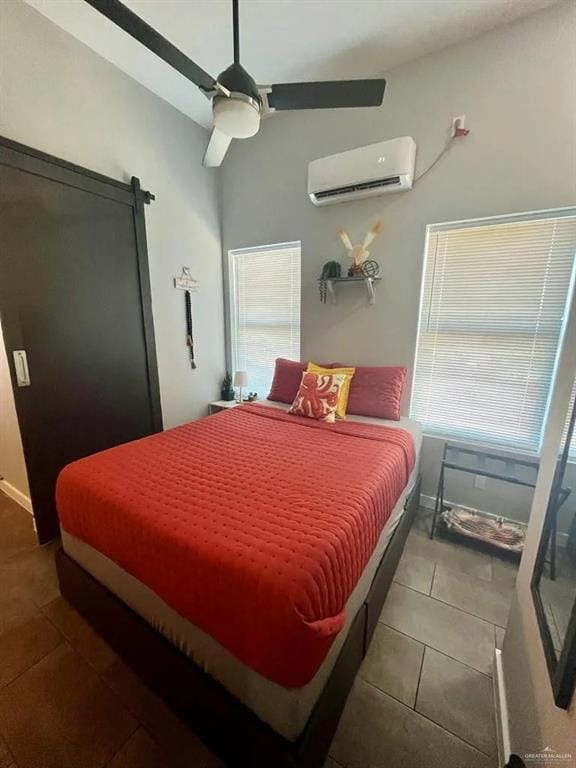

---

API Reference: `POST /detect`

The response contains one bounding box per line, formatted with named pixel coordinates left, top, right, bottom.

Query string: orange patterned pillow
left=288, top=371, right=347, bottom=423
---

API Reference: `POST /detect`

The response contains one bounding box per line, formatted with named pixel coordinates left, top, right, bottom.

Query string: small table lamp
left=234, top=371, right=248, bottom=403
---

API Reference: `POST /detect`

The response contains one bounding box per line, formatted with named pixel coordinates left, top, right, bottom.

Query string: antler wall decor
left=337, top=220, right=383, bottom=275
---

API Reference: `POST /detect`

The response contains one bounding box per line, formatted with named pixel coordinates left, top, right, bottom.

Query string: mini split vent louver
left=307, top=137, right=416, bottom=206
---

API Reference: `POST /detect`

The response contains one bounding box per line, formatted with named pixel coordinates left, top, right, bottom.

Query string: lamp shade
left=233, top=371, right=248, bottom=388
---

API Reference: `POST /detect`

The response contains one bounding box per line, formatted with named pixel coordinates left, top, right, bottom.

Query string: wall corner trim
left=0, top=478, right=33, bottom=515
left=494, top=647, right=511, bottom=766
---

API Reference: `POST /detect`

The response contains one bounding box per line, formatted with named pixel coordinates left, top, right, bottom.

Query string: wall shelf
left=319, top=276, right=382, bottom=305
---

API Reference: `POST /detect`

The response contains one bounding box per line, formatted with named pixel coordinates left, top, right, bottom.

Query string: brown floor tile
left=106, top=728, right=169, bottom=768
left=42, top=597, right=116, bottom=673
left=0, top=494, right=36, bottom=560
left=0, top=614, right=63, bottom=689
left=0, top=733, right=14, bottom=768
left=0, top=582, right=39, bottom=636
left=0, top=644, right=137, bottom=768
left=0, top=543, right=60, bottom=608
left=495, top=625, right=505, bottom=650
left=102, top=660, right=181, bottom=740
left=106, top=727, right=223, bottom=768
left=102, top=660, right=216, bottom=768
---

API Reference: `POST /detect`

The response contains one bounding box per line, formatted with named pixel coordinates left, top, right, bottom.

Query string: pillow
left=307, top=362, right=355, bottom=419
left=267, top=358, right=331, bottom=404
left=331, top=365, right=407, bottom=420
left=288, top=371, right=347, bottom=423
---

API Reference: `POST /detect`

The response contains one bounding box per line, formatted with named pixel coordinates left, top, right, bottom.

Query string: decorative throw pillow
left=267, top=358, right=332, bottom=404
left=288, top=372, right=347, bottom=423
left=307, top=362, right=355, bottom=419
left=330, top=364, right=407, bottom=421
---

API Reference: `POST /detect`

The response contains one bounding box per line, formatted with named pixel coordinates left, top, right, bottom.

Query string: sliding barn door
left=0, top=138, right=162, bottom=543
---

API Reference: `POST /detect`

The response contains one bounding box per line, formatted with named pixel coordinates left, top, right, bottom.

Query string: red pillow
left=332, top=365, right=407, bottom=420
left=267, top=358, right=331, bottom=404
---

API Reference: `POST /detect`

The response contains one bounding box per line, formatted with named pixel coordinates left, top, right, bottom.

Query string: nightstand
left=208, top=400, right=242, bottom=415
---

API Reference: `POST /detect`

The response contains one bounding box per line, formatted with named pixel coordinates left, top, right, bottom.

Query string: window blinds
left=410, top=210, right=576, bottom=452
left=229, top=242, right=301, bottom=397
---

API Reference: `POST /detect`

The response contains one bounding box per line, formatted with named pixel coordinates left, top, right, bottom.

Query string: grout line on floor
left=356, top=668, right=418, bottom=712
left=412, top=642, right=427, bottom=711
left=38, top=601, right=110, bottom=676
left=385, top=580, right=502, bottom=629
left=409, top=529, right=510, bottom=579
left=362, top=677, right=496, bottom=759
left=0, top=635, right=68, bottom=693
left=104, top=720, right=141, bottom=768
left=429, top=561, right=437, bottom=596
left=378, top=620, right=494, bottom=680
left=425, top=589, right=511, bottom=629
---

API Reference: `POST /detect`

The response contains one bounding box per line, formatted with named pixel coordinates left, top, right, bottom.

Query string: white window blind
left=229, top=241, right=301, bottom=397
left=410, top=210, right=576, bottom=452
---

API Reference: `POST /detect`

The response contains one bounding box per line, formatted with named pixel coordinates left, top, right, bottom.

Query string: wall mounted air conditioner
left=307, top=137, right=416, bottom=206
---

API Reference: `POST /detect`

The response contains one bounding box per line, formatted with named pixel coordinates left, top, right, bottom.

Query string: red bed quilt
left=57, top=404, right=415, bottom=688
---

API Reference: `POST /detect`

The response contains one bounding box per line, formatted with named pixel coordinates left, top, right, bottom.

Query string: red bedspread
left=57, top=404, right=415, bottom=688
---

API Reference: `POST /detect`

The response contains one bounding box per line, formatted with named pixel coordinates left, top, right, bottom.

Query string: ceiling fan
left=85, top=0, right=386, bottom=167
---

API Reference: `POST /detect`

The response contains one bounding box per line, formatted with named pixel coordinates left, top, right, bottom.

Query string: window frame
left=227, top=240, right=301, bottom=397
left=409, top=207, right=576, bottom=456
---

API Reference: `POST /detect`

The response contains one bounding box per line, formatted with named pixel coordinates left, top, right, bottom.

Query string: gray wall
left=0, top=0, right=225, bottom=430
left=221, top=0, right=576, bottom=530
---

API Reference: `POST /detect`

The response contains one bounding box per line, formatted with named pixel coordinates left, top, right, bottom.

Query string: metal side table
left=431, top=442, right=571, bottom=578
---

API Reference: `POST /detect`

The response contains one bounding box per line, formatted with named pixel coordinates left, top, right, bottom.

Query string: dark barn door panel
left=0, top=137, right=162, bottom=543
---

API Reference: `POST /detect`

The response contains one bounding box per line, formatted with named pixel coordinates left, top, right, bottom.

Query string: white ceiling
left=25, top=0, right=557, bottom=129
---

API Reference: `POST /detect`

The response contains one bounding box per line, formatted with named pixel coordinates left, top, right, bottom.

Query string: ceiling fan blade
left=84, top=0, right=217, bottom=93
left=264, top=79, right=386, bottom=111
left=203, top=129, right=233, bottom=167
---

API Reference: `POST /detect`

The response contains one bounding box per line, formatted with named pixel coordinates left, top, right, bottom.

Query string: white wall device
left=307, top=136, right=416, bottom=206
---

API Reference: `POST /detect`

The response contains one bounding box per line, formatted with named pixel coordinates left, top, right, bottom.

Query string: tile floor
left=329, top=512, right=518, bottom=768
left=0, top=492, right=516, bottom=767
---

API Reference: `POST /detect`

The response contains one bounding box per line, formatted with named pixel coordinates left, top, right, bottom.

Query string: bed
left=55, top=400, right=422, bottom=768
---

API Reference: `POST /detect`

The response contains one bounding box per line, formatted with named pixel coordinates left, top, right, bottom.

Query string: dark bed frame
left=56, top=475, right=421, bottom=768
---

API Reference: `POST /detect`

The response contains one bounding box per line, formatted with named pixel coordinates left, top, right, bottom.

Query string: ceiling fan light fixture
left=213, top=95, right=260, bottom=139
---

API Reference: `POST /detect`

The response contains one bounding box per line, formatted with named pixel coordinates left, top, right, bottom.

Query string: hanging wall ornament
left=337, top=220, right=384, bottom=276
left=185, top=290, right=197, bottom=369
left=174, top=267, right=199, bottom=369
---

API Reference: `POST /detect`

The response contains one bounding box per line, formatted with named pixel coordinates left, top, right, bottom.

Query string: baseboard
left=420, top=494, right=569, bottom=547
left=494, top=648, right=511, bottom=766
left=0, top=479, right=32, bottom=515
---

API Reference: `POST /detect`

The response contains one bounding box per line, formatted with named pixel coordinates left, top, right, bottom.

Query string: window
left=229, top=242, right=301, bottom=397
left=410, top=210, right=576, bottom=452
